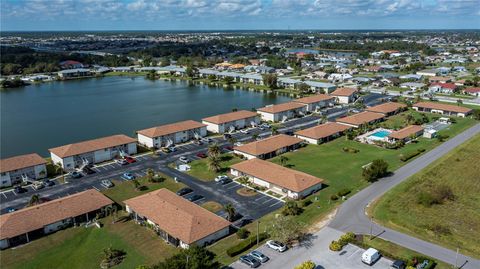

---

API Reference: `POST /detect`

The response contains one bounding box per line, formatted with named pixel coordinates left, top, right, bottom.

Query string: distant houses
left=137, top=120, right=207, bottom=149
left=49, top=134, right=137, bottom=171
left=58, top=68, right=92, bottom=79
left=0, top=153, right=47, bottom=187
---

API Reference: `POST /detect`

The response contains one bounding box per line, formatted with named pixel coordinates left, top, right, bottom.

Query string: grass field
left=0, top=214, right=178, bottom=269
left=371, top=134, right=480, bottom=259
left=186, top=154, right=243, bottom=181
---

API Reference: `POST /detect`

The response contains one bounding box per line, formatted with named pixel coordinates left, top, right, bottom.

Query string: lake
left=0, top=76, right=291, bottom=158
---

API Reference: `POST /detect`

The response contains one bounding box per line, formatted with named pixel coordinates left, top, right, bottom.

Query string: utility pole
left=454, top=248, right=459, bottom=269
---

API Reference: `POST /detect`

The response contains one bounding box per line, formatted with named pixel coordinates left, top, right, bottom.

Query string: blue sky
left=1, top=0, right=479, bottom=31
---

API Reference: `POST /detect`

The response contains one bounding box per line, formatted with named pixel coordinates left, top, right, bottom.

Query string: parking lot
left=229, top=227, right=393, bottom=269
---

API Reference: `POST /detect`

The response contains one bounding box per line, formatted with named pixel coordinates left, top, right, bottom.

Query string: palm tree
left=146, top=168, right=155, bottom=182
left=207, top=155, right=221, bottom=172
left=28, top=194, right=40, bottom=206
left=405, top=114, right=415, bottom=125
left=279, top=156, right=289, bottom=167
left=321, top=115, right=328, bottom=124
left=271, top=125, right=279, bottom=136
left=457, top=99, right=463, bottom=106
left=252, top=134, right=259, bottom=141
left=132, top=179, right=141, bottom=191
left=207, top=143, right=221, bottom=157
left=224, top=203, right=236, bottom=222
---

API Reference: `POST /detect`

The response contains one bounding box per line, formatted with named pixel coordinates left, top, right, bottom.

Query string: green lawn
left=186, top=154, right=243, bottom=181
left=0, top=214, right=178, bottom=269
left=372, top=134, right=480, bottom=259
left=102, top=173, right=186, bottom=206
left=354, top=237, right=450, bottom=269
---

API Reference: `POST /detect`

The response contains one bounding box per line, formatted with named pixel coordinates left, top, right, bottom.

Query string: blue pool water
left=370, top=130, right=391, bottom=139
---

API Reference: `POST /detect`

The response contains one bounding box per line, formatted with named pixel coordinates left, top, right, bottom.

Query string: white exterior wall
left=233, top=150, right=257, bottom=160
left=259, top=107, right=307, bottom=122
left=252, top=177, right=271, bottom=188
left=258, top=111, right=275, bottom=122
left=335, top=96, right=352, bottom=104
left=294, top=183, right=322, bottom=199
left=138, top=133, right=155, bottom=148
left=295, top=135, right=319, bottom=145
left=44, top=218, right=71, bottom=234
left=193, top=226, right=230, bottom=247
left=203, top=117, right=259, bottom=133
left=34, top=164, right=47, bottom=179
left=0, top=173, right=12, bottom=188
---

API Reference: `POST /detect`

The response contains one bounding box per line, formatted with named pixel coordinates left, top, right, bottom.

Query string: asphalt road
left=329, top=123, right=480, bottom=269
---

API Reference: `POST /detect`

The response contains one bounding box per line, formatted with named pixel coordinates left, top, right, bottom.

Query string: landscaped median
left=185, top=153, right=243, bottom=181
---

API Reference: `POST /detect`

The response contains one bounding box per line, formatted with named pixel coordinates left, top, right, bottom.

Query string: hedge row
left=226, top=232, right=269, bottom=257
left=400, top=148, right=425, bottom=162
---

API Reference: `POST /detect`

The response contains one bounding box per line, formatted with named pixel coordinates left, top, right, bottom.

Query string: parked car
left=391, top=260, right=406, bottom=269
left=32, top=181, right=44, bottom=190
left=266, top=240, right=287, bottom=252
left=261, top=123, right=271, bottom=129
left=161, top=147, right=171, bottom=153
left=124, top=156, right=136, bottom=163
left=69, top=171, right=82, bottom=179
left=121, top=172, right=135, bottom=180
left=416, top=260, right=430, bottom=269
left=201, top=137, right=212, bottom=143
left=6, top=207, right=16, bottom=213
left=240, top=129, right=250, bottom=134
left=193, top=140, right=203, bottom=145
left=176, top=187, right=193, bottom=196
left=219, top=177, right=232, bottom=185
left=14, top=186, right=27, bottom=194
left=82, top=166, right=96, bottom=174
left=116, top=158, right=128, bottom=165
left=43, top=179, right=55, bottom=187
left=249, top=251, right=269, bottom=263
left=178, top=156, right=190, bottom=163
left=362, top=248, right=381, bottom=265
left=215, top=175, right=229, bottom=182
left=196, top=152, right=207, bottom=158
left=239, top=255, right=261, bottom=268
left=223, top=133, right=232, bottom=139
left=187, top=194, right=204, bottom=202
left=224, top=145, right=234, bottom=151
left=101, top=179, right=114, bottom=188
left=168, top=146, right=177, bottom=152
left=234, top=142, right=243, bottom=146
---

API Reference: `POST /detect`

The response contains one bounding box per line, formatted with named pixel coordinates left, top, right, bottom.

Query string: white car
left=266, top=240, right=287, bottom=252
left=32, top=181, right=44, bottom=190
left=116, top=159, right=128, bottom=165
left=168, top=146, right=177, bottom=152
left=179, top=156, right=190, bottom=163
left=201, top=137, right=212, bottom=143
left=214, top=175, right=229, bottom=182
left=234, top=142, right=243, bottom=146
left=101, top=179, right=114, bottom=188
left=240, top=129, right=250, bottom=134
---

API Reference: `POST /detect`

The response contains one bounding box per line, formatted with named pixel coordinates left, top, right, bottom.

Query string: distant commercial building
left=49, top=134, right=137, bottom=171
left=233, top=134, right=303, bottom=160
left=257, top=102, right=307, bottom=122
left=202, top=110, right=260, bottom=133
left=0, top=190, right=113, bottom=249
left=137, top=120, right=207, bottom=148
left=124, top=188, right=230, bottom=249
left=0, top=153, right=47, bottom=187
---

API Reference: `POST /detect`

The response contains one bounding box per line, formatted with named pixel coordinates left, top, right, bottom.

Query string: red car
left=124, top=156, right=136, bottom=163
left=224, top=146, right=234, bottom=151
left=196, top=152, right=207, bottom=158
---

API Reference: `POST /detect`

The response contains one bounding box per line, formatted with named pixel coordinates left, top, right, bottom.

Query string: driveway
left=229, top=227, right=393, bottom=269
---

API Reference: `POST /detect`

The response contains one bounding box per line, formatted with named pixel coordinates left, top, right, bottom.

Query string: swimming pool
left=369, top=130, right=392, bottom=140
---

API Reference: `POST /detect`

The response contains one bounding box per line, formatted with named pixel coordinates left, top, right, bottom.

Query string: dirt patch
left=236, top=187, right=258, bottom=197
left=308, top=208, right=338, bottom=233
left=201, top=201, right=224, bottom=213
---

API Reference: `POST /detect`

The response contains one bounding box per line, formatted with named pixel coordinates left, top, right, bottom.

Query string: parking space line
left=347, top=248, right=362, bottom=259
left=262, top=198, right=274, bottom=204
left=269, top=200, right=283, bottom=207
left=2, top=192, right=7, bottom=198
left=226, top=184, right=239, bottom=190
left=92, top=186, right=100, bottom=191
left=255, top=196, right=267, bottom=201
left=11, top=190, right=17, bottom=196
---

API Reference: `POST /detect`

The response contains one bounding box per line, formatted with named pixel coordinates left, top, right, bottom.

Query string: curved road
left=329, top=123, right=480, bottom=269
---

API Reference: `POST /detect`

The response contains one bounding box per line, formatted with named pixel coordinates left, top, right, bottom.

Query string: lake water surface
left=1, top=76, right=291, bottom=158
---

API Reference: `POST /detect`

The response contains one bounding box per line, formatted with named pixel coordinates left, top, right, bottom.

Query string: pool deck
left=356, top=128, right=393, bottom=144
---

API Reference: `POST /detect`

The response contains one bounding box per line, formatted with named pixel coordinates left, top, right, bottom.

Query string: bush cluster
left=399, top=148, right=425, bottom=162
left=294, top=260, right=316, bottom=269
left=342, top=147, right=359, bottom=153
left=226, top=233, right=269, bottom=257
left=301, top=199, right=312, bottom=207
left=362, top=159, right=389, bottom=182
left=337, top=188, right=351, bottom=197
left=329, top=232, right=356, bottom=251
left=330, top=194, right=339, bottom=201
left=416, top=184, right=455, bottom=207
left=236, top=228, right=250, bottom=239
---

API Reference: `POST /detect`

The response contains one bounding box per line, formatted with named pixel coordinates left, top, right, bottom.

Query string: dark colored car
left=82, top=166, right=96, bottom=174
left=224, top=146, right=234, bottom=151
left=391, top=260, right=406, bottom=269
left=70, top=171, right=82, bottom=179
left=219, top=177, right=232, bottom=185
left=161, top=147, right=171, bottom=153
left=43, top=180, right=55, bottom=187
left=193, top=140, right=203, bottom=145
left=239, top=255, right=261, bottom=268
left=187, top=194, right=204, bottom=202
left=196, top=152, right=207, bottom=158
left=176, top=188, right=193, bottom=196
left=124, top=156, right=136, bottom=163
left=223, top=133, right=232, bottom=139
left=14, top=186, right=27, bottom=193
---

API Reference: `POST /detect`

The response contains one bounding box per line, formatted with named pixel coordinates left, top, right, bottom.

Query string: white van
left=361, top=248, right=381, bottom=265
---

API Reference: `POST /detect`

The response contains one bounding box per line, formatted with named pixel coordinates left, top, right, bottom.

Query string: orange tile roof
left=413, top=102, right=472, bottom=114
left=388, top=125, right=424, bottom=140
left=202, top=110, right=258, bottom=125
left=366, top=102, right=406, bottom=114
left=0, top=153, right=46, bottom=173
left=229, top=64, right=245, bottom=69
left=0, top=189, right=113, bottom=240
left=257, top=102, right=305, bottom=114
left=336, top=111, right=385, bottom=126
left=234, top=134, right=303, bottom=156
left=124, top=189, right=230, bottom=244
left=137, top=120, right=206, bottom=138
left=294, top=94, right=335, bottom=104
left=330, top=87, right=357, bottom=97
left=231, top=159, right=323, bottom=192
left=295, top=122, right=351, bottom=140
left=49, top=134, right=136, bottom=158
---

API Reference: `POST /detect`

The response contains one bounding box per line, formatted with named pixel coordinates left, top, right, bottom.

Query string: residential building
left=293, top=94, right=335, bottom=112
left=463, top=87, right=480, bottom=96
left=428, top=83, right=457, bottom=94
left=0, top=153, right=47, bottom=187
left=124, top=188, right=231, bottom=249
left=330, top=87, right=358, bottom=104
left=366, top=102, right=407, bottom=116
left=202, top=110, right=260, bottom=133
left=58, top=68, right=92, bottom=79
left=277, top=77, right=300, bottom=89
left=257, top=102, right=307, bottom=122
left=303, top=81, right=337, bottom=93
left=233, top=134, right=303, bottom=160
left=336, top=111, right=385, bottom=128
left=295, top=122, right=352, bottom=144
left=387, top=125, right=424, bottom=143
left=230, top=159, right=323, bottom=200
left=137, top=120, right=207, bottom=149
left=412, top=102, right=473, bottom=117
left=416, top=69, right=438, bottom=77
left=428, top=76, right=452, bottom=83
left=241, top=74, right=264, bottom=85
left=400, top=82, right=425, bottom=91
left=49, top=134, right=137, bottom=171
left=0, top=189, right=113, bottom=249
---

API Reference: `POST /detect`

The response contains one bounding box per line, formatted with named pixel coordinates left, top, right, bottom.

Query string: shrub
left=338, top=232, right=356, bottom=245
left=329, top=240, right=343, bottom=251
left=417, top=184, right=454, bottom=206
left=236, top=228, right=250, bottom=239
left=330, top=194, right=339, bottom=201
left=400, top=148, right=425, bottom=162
left=342, top=147, right=359, bottom=153
left=362, top=159, right=389, bottom=182
left=294, top=260, right=316, bottom=269
left=226, top=233, right=269, bottom=257
left=301, top=200, right=312, bottom=207
left=150, top=176, right=165, bottom=183
left=337, top=188, right=351, bottom=197
left=282, top=200, right=303, bottom=216
left=416, top=192, right=436, bottom=207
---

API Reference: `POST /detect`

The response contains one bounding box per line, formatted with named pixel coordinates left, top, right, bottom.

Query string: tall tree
left=154, top=245, right=218, bottom=269
left=224, top=203, right=236, bottom=222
